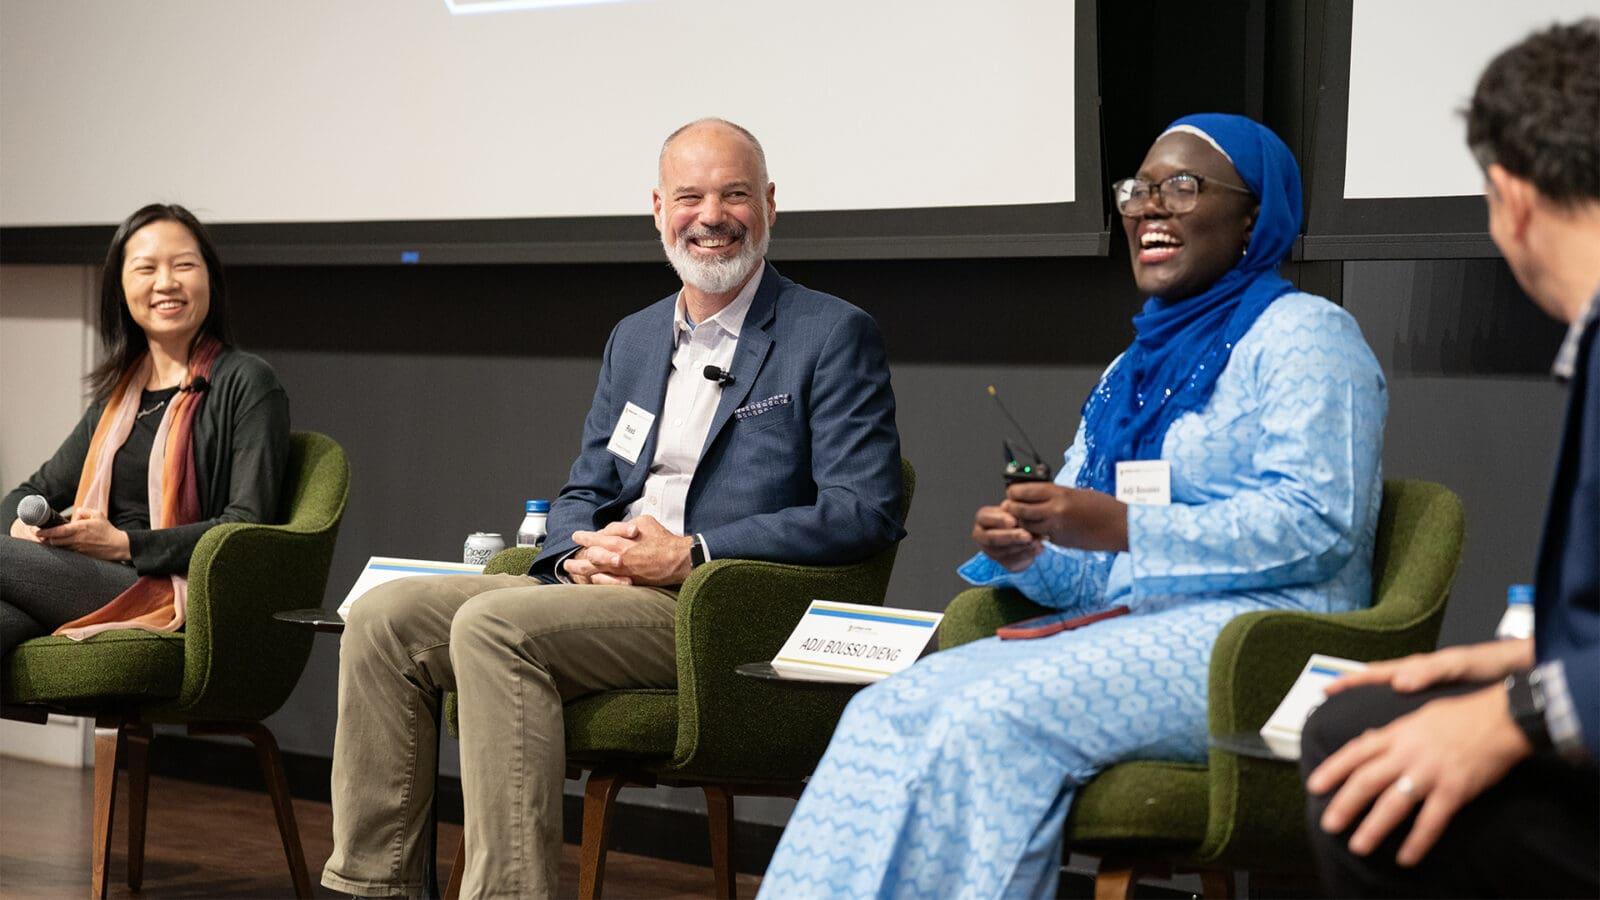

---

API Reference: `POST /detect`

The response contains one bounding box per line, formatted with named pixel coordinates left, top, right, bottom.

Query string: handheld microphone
left=17, top=494, right=68, bottom=529
left=987, top=385, right=1053, bottom=484
left=702, top=365, right=735, bottom=386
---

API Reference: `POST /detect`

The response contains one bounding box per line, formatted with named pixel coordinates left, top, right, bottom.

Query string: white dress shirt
left=621, top=267, right=763, bottom=554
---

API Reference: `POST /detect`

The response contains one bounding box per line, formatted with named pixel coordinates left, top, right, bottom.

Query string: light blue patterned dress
left=759, top=293, right=1387, bottom=899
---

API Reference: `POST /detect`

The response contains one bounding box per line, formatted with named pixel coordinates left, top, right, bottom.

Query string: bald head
left=658, top=118, right=768, bottom=186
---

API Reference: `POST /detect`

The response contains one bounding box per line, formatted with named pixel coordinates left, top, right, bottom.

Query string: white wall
left=0, top=264, right=97, bottom=487
left=0, top=263, right=99, bottom=766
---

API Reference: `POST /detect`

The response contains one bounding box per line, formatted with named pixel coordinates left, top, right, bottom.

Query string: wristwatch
left=689, top=535, right=709, bottom=569
left=1505, top=669, right=1554, bottom=752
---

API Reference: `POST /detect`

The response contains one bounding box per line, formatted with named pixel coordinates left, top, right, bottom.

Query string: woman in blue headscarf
left=758, top=115, right=1388, bottom=898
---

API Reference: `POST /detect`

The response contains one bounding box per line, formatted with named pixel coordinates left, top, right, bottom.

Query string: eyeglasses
left=1111, top=172, right=1252, bottom=216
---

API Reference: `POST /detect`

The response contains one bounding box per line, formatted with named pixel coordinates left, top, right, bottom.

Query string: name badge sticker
left=1115, top=460, right=1172, bottom=506
left=606, top=402, right=656, bottom=465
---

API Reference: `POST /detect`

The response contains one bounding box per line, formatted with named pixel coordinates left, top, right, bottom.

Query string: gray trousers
left=1, top=536, right=139, bottom=658
left=321, top=574, right=680, bottom=899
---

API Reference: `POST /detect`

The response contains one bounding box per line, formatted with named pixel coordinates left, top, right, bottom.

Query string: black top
left=1, top=348, right=291, bottom=576
left=108, top=385, right=182, bottom=531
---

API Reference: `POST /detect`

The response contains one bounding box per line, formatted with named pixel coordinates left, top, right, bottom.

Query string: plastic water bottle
left=1495, top=584, right=1535, bottom=640
left=516, top=499, right=550, bottom=548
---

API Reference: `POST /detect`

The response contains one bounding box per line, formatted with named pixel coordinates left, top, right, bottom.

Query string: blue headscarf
left=1076, top=113, right=1303, bottom=494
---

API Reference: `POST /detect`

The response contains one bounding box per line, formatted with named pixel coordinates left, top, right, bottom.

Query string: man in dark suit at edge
left=321, top=118, right=905, bottom=899
left=1300, top=20, right=1599, bottom=898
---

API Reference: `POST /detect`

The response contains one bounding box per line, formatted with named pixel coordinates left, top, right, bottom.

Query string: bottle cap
left=526, top=499, right=551, bottom=514
left=1507, top=584, right=1534, bottom=605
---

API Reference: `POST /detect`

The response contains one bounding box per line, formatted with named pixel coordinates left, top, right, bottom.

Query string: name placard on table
left=1259, top=653, right=1368, bottom=759
left=771, top=600, right=943, bottom=684
left=338, top=556, right=484, bottom=618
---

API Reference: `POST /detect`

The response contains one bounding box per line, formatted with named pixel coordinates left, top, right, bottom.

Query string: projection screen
left=1303, top=0, right=1594, bottom=260
left=0, top=0, right=1106, bottom=264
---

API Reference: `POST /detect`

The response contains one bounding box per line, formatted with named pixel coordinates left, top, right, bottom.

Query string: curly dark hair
left=1466, top=18, right=1600, bottom=206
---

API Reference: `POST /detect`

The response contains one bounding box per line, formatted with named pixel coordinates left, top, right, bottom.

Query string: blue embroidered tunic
left=759, top=292, right=1387, bottom=899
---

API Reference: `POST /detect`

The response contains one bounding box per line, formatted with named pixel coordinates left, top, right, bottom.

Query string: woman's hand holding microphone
left=32, top=508, right=133, bottom=562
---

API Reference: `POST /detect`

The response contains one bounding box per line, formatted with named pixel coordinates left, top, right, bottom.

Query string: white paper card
left=338, top=556, right=484, bottom=619
left=771, top=601, right=944, bottom=684
left=1259, top=654, right=1369, bottom=759
left=1115, top=460, right=1172, bottom=506
left=606, top=401, right=656, bottom=465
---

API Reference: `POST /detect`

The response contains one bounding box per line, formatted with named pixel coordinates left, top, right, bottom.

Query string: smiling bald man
left=321, top=118, right=905, bottom=900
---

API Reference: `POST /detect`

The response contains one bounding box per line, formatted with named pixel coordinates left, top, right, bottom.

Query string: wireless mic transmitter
left=1003, top=453, right=1052, bottom=484
left=988, top=385, right=1053, bottom=484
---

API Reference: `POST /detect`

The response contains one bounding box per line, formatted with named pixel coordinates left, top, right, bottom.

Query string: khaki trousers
left=320, top=574, right=679, bottom=899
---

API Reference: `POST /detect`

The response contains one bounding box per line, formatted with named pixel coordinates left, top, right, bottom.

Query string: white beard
left=662, top=221, right=769, bottom=295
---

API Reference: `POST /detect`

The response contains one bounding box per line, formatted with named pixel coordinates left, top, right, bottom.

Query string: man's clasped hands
left=564, top=516, right=697, bottom=586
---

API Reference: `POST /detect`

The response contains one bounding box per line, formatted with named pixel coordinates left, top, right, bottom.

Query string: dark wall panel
left=1343, top=258, right=1569, bottom=645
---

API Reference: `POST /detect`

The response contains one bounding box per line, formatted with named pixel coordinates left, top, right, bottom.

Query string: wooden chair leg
left=192, top=722, right=312, bottom=899
left=1095, top=858, right=1170, bottom=900
left=244, top=724, right=312, bottom=899
left=579, top=772, right=628, bottom=900
left=1199, top=868, right=1236, bottom=899
left=1095, top=865, right=1137, bottom=900
left=125, top=723, right=154, bottom=891
left=703, top=785, right=737, bottom=899
left=90, top=721, right=126, bottom=900
left=445, top=833, right=466, bottom=900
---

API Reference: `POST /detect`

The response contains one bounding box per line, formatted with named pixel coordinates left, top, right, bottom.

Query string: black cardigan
left=1, top=348, right=291, bottom=576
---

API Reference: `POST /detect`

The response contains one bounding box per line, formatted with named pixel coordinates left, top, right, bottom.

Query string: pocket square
left=735, top=393, right=792, bottom=420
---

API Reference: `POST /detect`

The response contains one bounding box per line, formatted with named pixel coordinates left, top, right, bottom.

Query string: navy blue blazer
left=531, top=263, right=905, bottom=577
left=1533, top=316, right=1599, bottom=756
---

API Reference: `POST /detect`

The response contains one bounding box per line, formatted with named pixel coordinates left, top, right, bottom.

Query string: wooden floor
left=0, top=756, right=762, bottom=899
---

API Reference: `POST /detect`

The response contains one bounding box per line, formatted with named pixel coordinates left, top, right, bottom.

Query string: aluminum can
left=463, top=532, right=506, bottom=566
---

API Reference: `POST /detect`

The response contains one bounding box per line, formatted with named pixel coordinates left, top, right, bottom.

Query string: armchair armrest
left=666, top=551, right=897, bottom=780
left=484, top=546, right=540, bottom=576
left=1195, top=606, right=1450, bottom=869
left=937, top=587, right=1052, bottom=650
left=1208, top=607, right=1447, bottom=739
left=169, top=519, right=339, bottom=722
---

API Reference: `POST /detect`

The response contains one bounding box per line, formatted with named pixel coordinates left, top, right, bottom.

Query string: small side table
left=1209, top=731, right=1298, bottom=762
left=733, top=661, right=875, bottom=690
left=274, top=608, right=447, bottom=899
left=273, top=607, right=347, bottom=634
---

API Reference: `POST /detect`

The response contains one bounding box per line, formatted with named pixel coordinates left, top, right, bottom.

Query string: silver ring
left=1395, top=775, right=1417, bottom=796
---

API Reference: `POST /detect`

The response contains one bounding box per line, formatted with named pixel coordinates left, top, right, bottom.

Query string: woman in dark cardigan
left=1, top=204, right=289, bottom=656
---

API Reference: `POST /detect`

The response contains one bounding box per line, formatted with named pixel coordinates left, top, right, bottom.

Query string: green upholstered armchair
left=937, top=479, right=1465, bottom=899
left=1, top=432, right=350, bottom=900
left=443, top=459, right=916, bottom=900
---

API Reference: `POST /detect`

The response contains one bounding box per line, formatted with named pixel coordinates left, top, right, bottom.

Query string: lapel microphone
left=702, top=365, right=735, bottom=386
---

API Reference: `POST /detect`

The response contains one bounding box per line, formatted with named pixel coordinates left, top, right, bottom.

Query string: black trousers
left=1300, top=682, right=1599, bottom=898
left=0, top=536, right=138, bottom=658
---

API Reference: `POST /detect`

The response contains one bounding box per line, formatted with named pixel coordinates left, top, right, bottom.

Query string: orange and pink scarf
left=55, top=336, right=222, bottom=641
